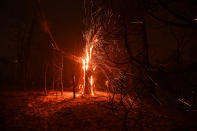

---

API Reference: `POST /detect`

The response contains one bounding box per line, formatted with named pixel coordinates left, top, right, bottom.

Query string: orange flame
left=79, top=46, right=95, bottom=96
left=90, top=75, right=94, bottom=96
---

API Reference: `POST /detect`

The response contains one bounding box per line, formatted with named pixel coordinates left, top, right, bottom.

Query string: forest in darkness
left=0, top=0, right=197, bottom=130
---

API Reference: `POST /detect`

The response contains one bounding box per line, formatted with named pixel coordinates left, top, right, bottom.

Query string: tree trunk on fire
left=84, top=70, right=91, bottom=95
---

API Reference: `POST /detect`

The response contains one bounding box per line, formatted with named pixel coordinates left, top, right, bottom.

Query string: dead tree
left=14, top=17, right=35, bottom=90
left=52, top=53, right=64, bottom=96
left=36, top=0, right=78, bottom=97
left=44, top=62, right=49, bottom=95
left=60, top=56, right=64, bottom=96
left=72, top=46, right=76, bottom=98
left=72, top=67, right=76, bottom=98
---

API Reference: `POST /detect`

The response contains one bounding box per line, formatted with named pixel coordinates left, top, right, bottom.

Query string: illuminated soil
left=0, top=91, right=196, bottom=130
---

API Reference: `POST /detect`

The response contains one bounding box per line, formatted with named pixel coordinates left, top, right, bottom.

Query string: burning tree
left=35, top=0, right=135, bottom=99
left=77, top=5, right=129, bottom=97
left=36, top=0, right=158, bottom=113
left=79, top=45, right=95, bottom=96
left=78, top=0, right=161, bottom=129
left=79, top=0, right=135, bottom=99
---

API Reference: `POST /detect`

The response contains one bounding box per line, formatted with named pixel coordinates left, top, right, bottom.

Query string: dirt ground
left=0, top=90, right=196, bottom=131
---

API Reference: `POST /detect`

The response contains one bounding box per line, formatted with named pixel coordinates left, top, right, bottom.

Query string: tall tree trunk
left=60, top=56, right=64, bottom=96
left=52, top=78, right=55, bottom=91
left=72, top=47, right=75, bottom=98
left=23, top=18, right=35, bottom=90
left=142, top=15, right=150, bottom=66
left=23, top=64, right=27, bottom=90
left=44, top=62, right=48, bottom=95
left=73, top=74, right=75, bottom=98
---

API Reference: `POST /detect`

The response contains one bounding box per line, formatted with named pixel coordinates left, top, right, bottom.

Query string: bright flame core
left=79, top=46, right=95, bottom=96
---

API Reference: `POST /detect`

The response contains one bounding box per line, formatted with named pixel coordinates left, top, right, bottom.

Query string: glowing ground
left=0, top=91, right=196, bottom=130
